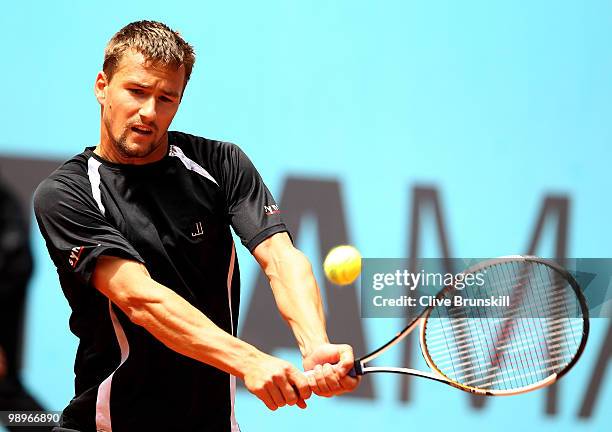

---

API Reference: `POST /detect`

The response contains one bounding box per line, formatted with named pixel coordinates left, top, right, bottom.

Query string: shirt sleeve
left=33, top=176, right=144, bottom=286
left=222, top=143, right=288, bottom=252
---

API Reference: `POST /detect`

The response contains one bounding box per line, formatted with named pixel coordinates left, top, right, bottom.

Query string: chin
left=118, top=140, right=156, bottom=158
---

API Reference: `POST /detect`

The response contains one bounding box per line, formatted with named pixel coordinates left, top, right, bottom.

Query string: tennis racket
left=349, top=256, right=589, bottom=396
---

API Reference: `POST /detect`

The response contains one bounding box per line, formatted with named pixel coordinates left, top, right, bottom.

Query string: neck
left=95, top=132, right=169, bottom=165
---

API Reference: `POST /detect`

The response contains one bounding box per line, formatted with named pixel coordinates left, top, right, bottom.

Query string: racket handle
left=350, top=359, right=363, bottom=377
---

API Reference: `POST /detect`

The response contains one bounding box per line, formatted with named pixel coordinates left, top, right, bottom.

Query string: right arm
left=92, top=255, right=311, bottom=410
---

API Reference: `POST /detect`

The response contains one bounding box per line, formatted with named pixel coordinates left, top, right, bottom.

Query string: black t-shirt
left=34, top=131, right=287, bottom=432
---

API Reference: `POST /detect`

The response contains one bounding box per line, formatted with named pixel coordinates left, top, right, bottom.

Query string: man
left=0, top=177, right=47, bottom=431
left=34, top=20, right=358, bottom=432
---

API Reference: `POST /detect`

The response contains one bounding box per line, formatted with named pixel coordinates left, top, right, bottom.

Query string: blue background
left=1, top=1, right=610, bottom=430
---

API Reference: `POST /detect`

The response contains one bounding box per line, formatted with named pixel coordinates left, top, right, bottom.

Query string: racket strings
left=423, top=260, right=585, bottom=392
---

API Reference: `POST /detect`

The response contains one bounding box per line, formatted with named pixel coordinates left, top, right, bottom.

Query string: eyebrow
left=126, top=81, right=180, bottom=98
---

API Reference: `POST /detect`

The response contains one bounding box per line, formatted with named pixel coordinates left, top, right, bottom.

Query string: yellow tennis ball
left=323, top=245, right=362, bottom=285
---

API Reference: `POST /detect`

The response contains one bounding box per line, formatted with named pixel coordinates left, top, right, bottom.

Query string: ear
left=94, top=71, right=109, bottom=105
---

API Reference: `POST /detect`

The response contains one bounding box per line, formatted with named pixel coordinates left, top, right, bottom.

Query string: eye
left=129, top=88, right=144, bottom=95
left=159, top=96, right=174, bottom=103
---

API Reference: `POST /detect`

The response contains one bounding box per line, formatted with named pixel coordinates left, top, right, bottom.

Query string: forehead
left=111, top=50, right=185, bottom=89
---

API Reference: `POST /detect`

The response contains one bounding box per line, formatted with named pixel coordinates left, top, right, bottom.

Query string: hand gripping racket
left=349, top=256, right=589, bottom=395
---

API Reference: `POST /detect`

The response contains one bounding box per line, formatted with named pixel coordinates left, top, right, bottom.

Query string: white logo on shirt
left=69, top=246, right=84, bottom=268
left=264, top=204, right=280, bottom=216
left=191, top=221, right=204, bottom=237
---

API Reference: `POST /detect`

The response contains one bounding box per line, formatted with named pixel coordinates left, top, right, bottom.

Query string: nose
left=138, top=96, right=157, bottom=122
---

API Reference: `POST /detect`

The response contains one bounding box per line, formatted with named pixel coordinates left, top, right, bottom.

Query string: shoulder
left=168, top=131, right=251, bottom=187
left=33, top=152, right=95, bottom=214
left=169, top=131, right=241, bottom=160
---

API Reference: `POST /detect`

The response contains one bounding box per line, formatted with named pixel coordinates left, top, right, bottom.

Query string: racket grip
left=349, top=359, right=363, bottom=377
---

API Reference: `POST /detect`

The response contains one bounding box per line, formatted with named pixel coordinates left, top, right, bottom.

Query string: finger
left=266, top=383, right=286, bottom=408
left=257, top=389, right=278, bottom=411
left=314, top=364, right=331, bottom=396
left=291, top=384, right=308, bottom=409
left=290, top=369, right=312, bottom=402
left=305, top=369, right=317, bottom=389
left=337, top=344, right=356, bottom=376
left=296, top=398, right=307, bottom=409
left=339, top=374, right=361, bottom=392
left=322, top=363, right=342, bottom=394
left=273, top=374, right=299, bottom=406
left=290, top=372, right=310, bottom=410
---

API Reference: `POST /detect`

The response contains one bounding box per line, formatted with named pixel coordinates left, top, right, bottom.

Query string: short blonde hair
left=103, top=20, right=195, bottom=87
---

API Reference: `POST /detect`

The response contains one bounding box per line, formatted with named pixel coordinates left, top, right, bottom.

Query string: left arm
left=252, top=232, right=359, bottom=397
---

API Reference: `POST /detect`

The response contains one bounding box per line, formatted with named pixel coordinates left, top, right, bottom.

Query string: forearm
left=93, top=257, right=261, bottom=379
left=135, top=281, right=261, bottom=377
left=257, top=235, right=329, bottom=356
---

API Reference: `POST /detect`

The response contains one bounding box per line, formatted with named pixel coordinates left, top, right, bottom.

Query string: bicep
left=252, top=232, right=294, bottom=272
left=252, top=232, right=314, bottom=284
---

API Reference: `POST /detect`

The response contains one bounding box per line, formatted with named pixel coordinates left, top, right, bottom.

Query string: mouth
left=130, top=124, right=154, bottom=136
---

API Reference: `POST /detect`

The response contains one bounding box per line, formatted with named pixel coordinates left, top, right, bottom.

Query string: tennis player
left=34, top=20, right=358, bottom=431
